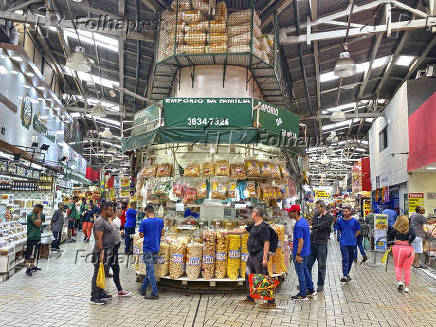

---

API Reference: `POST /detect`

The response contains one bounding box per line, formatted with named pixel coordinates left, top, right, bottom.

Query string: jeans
left=306, top=243, right=328, bottom=287
left=91, top=251, right=112, bottom=299
left=110, top=243, right=122, bottom=291
left=245, top=251, right=275, bottom=303
left=353, top=235, right=367, bottom=260
left=51, top=231, right=61, bottom=249
left=340, top=245, right=355, bottom=277
left=124, top=227, right=135, bottom=253
left=141, top=251, right=159, bottom=296
left=293, top=256, right=314, bottom=296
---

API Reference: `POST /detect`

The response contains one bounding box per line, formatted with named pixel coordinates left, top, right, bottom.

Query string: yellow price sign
left=408, top=193, right=424, bottom=214
left=315, top=190, right=330, bottom=198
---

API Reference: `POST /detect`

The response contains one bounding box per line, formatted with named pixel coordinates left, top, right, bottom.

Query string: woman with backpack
left=388, top=215, right=416, bottom=293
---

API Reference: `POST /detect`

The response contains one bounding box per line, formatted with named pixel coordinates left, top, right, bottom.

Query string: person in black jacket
left=306, top=200, right=333, bottom=293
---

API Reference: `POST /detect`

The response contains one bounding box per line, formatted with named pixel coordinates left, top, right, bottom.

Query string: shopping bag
left=380, top=246, right=391, bottom=263
left=248, top=273, right=280, bottom=301
left=96, top=262, right=106, bottom=289
left=363, top=237, right=370, bottom=250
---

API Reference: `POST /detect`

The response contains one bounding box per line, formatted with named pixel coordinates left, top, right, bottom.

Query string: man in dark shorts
left=225, top=206, right=276, bottom=309
left=66, top=196, right=79, bottom=242
left=25, top=204, right=45, bottom=276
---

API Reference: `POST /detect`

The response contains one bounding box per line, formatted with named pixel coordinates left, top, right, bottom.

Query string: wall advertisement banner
left=120, top=177, right=130, bottom=197
left=254, top=100, right=300, bottom=138
left=163, top=98, right=253, bottom=128
left=408, top=193, right=424, bottom=213
left=363, top=199, right=371, bottom=218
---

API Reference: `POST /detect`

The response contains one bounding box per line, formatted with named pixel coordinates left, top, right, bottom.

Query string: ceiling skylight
left=63, top=66, right=119, bottom=89
left=395, top=55, right=415, bottom=66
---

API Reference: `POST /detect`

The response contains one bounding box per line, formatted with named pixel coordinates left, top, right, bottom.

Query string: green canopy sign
left=132, top=105, right=160, bottom=136
left=163, top=98, right=253, bottom=128
left=254, top=100, right=299, bottom=138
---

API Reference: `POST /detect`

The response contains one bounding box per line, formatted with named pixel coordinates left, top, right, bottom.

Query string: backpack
left=265, top=223, right=279, bottom=253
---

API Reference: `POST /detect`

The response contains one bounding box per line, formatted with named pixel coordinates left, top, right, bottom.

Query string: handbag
left=380, top=246, right=391, bottom=263
left=248, top=273, right=280, bottom=301
left=96, top=262, right=106, bottom=289
left=363, top=237, right=370, bottom=250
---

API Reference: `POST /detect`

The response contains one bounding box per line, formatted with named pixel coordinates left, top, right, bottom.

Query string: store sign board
left=315, top=190, right=330, bottom=198
left=132, top=105, right=160, bottom=136
left=408, top=193, right=424, bottom=213
left=363, top=198, right=371, bottom=218
left=254, top=100, right=300, bottom=138
left=163, top=98, right=253, bottom=128
left=374, top=214, right=388, bottom=230
left=120, top=177, right=130, bottom=197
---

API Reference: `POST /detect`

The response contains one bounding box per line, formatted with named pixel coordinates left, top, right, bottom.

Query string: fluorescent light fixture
left=395, top=55, right=415, bottom=66
left=322, top=119, right=352, bottom=131
left=37, top=86, right=46, bottom=91
left=14, top=10, right=23, bottom=14
left=426, top=167, right=436, bottom=170
left=0, top=66, right=7, bottom=75
left=26, top=72, right=35, bottom=77
left=365, top=118, right=374, bottom=123
left=63, top=65, right=119, bottom=89
left=355, top=148, right=366, bottom=152
left=11, top=56, right=23, bottom=62
left=70, top=112, right=81, bottom=118
left=320, top=71, right=339, bottom=83
left=87, top=98, right=119, bottom=111
left=84, top=114, right=121, bottom=127
left=360, top=140, right=369, bottom=145
left=10, top=70, right=19, bottom=74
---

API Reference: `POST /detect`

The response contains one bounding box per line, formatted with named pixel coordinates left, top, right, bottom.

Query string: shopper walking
left=90, top=202, right=116, bottom=305
left=79, top=198, right=87, bottom=231
left=388, top=215, right=416, bottom=293
left=224, top=206, right=276, bottom=308
left=306, top=200, right=333, bottom=293
left=354, top=215, right=369, bottom=263
left=83, top=199, right=97, bottom=242
left=124, top=202, right=139, bottom=255
left=50, top=202, right=64, bottom=250
left=25, top=204, right=45, bottom=276
left=109, top=208, right=131, bottom=297
left=409, top=206, right=427, bottom=268
left=288, top=205, right=316, bottom=300
left=138, top=205, right=164, bottom=300
left=66, top=196, right=79, bottom=242
left=337, top=206, right=361, bottom=282
left=383, top=205, right=398, bottom=242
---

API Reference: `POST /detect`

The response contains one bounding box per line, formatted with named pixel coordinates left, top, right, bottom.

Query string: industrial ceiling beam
left=304, top=112, right=380, bottom=120
left=260, top=0, right=293, bottom=29
left=65, top=106, right=135, bottom=118
left=119, top=0, right=126, bottom=129
left=7, top=0, right=41, bottom=11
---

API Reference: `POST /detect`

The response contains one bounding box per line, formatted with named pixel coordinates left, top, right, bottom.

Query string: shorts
left=68, top=219, right=75, bottom=230
left=26, top=240, right=41, bottom=260
left=411, top=236, right=423, bottom=254
left=74, top=219, right=80, bottom=229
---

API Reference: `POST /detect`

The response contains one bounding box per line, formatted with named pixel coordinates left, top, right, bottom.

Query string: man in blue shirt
left=138, top=204, right=164, bottom=300
left=124, top=202, right=141, bottom=255
left=337, top=206, right=361, bottom=282
left=383, top=205, right=398, bottom=242
left=288, top=204, right=315, bottom=300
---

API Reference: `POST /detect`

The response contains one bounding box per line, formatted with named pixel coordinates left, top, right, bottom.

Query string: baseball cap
left=287, top=204, right=301, bottom=213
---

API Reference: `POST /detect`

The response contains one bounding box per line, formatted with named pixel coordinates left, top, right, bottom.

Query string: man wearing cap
left=305, top=200, right=333, bottom=293
left=287, top=204, right=316, bottom=300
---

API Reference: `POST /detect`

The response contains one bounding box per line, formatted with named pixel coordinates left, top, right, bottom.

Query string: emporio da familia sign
left=20, top=94, right=55, bottom=142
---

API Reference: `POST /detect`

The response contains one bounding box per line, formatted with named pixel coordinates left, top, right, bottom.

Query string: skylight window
left=322, top=119, right=352, bottom=131
left=63, top=66, right=119, bottom=89
left=84, top=114, right=121, bottom=127
left=395, top=55, right=415, bottom=66
left=50, top=27, right=118, bottom=52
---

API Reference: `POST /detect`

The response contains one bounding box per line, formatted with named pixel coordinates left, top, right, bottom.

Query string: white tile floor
left=0, top=233, right=435, bottom=327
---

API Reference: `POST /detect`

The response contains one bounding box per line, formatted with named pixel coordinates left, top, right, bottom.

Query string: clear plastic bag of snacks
left=227, top=9, right=261, bottom=27
left=171, top=0, right=192, bottom=11
left=227, top=235, right=241, bottom=280
left=260, top=162, right=273, bottom=178
left=240, top=233, right=249, bottom=278
left=191, top=0, right=210, bottom=15
left=202, top=162, right=215, bottom=176
left=181, top=10, right=204, bottom=24
left=209, top=20, right=226, bottom=33
left=246, top=159, right=261, bottom=177
left=145, top=165, right=157, bottom=178
left=184, top=163, right=200, bottom=177
left=173, top=180, right=185, bottom=198
left=169, top=240, right=187, bottom=279
left=197, top=180, right=207, bottom=199
left=183, top=44, right=205, bottom=54
left=273, top=225, right=286, bottom=274
left=279, top=164, right=290, bottom=179
left=155, top=242, right=170, bottom=278
left=185, top=21, right=208, bottom=32
left=227, top=180, right=237, bottom=198
left=185, top=31, right=207, bottom=45
left=156, top=163, right=173, bottom=177
left=183, top=186, right=197, bottom=204
left=211, top=179, right=227, bottom=199
left=206, top=43, right=227, bottom=53
left=215, top=160, right=230, bottom=176
left=215, top=1, right=227, bottom=20
left=202, top=229, right=216, bottom=279
left=271, top=163, right=281, bottom=180
left=215, top=230, right=228, bottom=278
left=247, top=181, right=257, bottom=198
left=230, top=163, right=246, bottom=179
left=207, top=32, right=228, bottom=44
left=186, top=241, right=203, bottom=280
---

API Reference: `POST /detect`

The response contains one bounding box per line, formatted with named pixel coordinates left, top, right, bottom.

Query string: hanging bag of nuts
left=186, top=241, right=203, bottom=280
left=202, top=229, right=216, bottom=279
left=169, top=240, right=187, bottom=279
left=215, top=230, right=228, bottom=278
left=155, top=242, right=170, bottom=278
left=227, top=235, right=241, bottom=280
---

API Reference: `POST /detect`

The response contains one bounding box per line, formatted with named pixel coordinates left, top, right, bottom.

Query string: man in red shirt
left=119, top=202, right=127, bottom=230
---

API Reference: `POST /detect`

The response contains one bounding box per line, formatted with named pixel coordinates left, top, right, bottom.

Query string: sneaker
left=89, top=298, right=105, bottom=305
left=362, top=255, right=368, bottom=263
left=138, top=288, right=146, bottom=296
left=238, top=297, right=255, bottom=304
left=26, top=268, right=32, bottom=277
left=144, top=294, right=159, bottom=300
left=346, top=275, right=352, bottom=282
left=85, top=239, right=90, bottom=243
left=307, top=289, right=317, bottom=297
left=118, top=290, right=131, bottom=297
left=258, top=302, right=276, bottom=309
left=291, top=294, right=307, bottom=301
left=31, top=267, right=41, bottom=271
left=397, top=282, right=404, bottom=291
left=340, top=277, right=348, bottom=283
left=316, top=286, right=324, bottom=293
left=404, top=287, right=409, bottom=293
left=84, top=236, right=87, bottom=241
left=101, top=293, right=112, bottom=300
left=67, top=239, right=76, bottom=243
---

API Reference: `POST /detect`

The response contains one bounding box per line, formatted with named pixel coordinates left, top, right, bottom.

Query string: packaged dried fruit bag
left=183, top=187, right=197, bottom=204
left=156, top=163, right=173, bottom=177
left=202, top=162, right=215, bottom=176
left=184, top=163, right=200, bottom=177
left=227, top=180, right=237, bottom=198
left=246, top=160, right=261, bottom=177
left=173, top=181, right=185, bottom=198
left=215, top=160, right=230, bottom=176
left=227, top=235, right=241, bottom=280
left=197, top=180, right=207, bottom=199
left=211, top=180, right=227, bottom=199
left=260, top=162, right=273, bottom=178
left=230, top=163, right=246, bottom=179
left=202, top=229, right=216, bottom=279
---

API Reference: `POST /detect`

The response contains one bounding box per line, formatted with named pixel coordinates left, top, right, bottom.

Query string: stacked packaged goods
left=240, top=233, right=249, bottom=278
left=227, top=9, right=261, bottom=54
left=273, top=225, right=286, bottom=274
left=169, top=240, right=187, bottom=279
left=186, top=241, right=203, bottom=280
left=155, top=242, right=170, bottom=278
left=202, top=229, right=216, bottom=279
left=215, top=230, right=228, bottom=278
left=227, top=235, right=241, bottom=279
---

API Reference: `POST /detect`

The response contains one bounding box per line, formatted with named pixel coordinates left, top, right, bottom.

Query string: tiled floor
left=0, top=234, right=435, bottom=327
